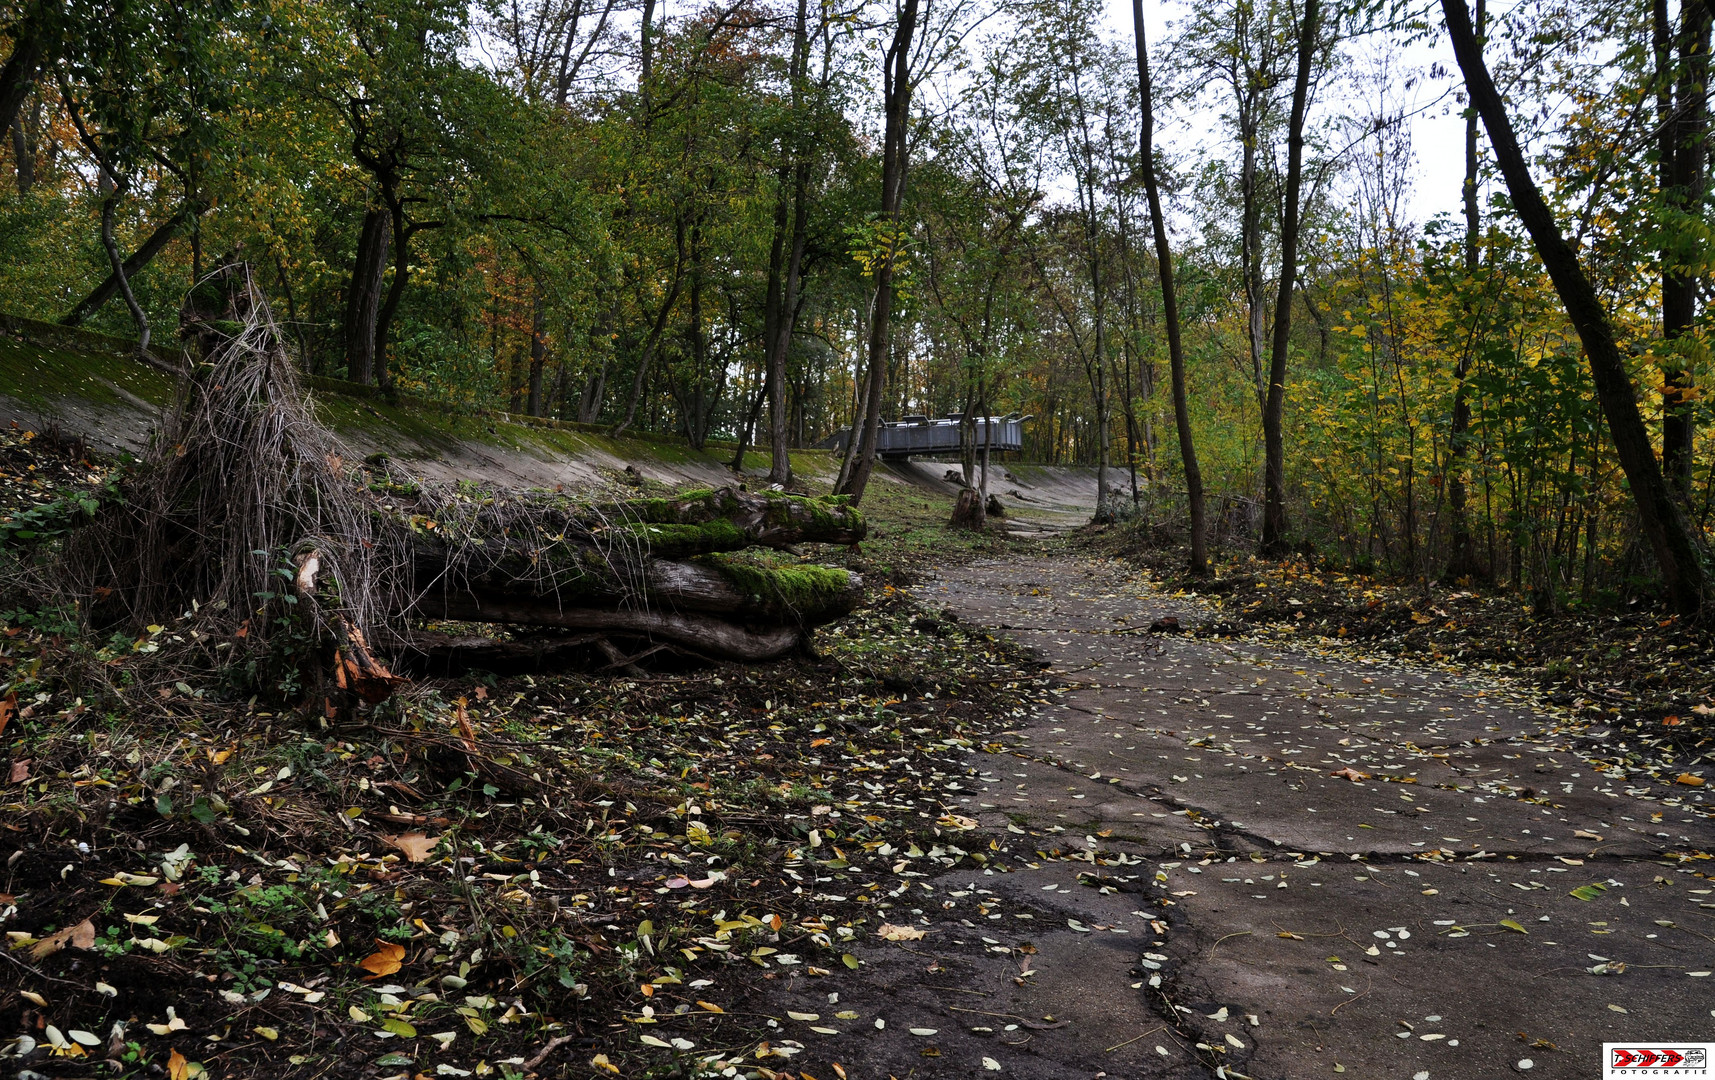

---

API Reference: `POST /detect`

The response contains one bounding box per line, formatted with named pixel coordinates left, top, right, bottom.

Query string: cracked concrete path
left=825, top=554, right=1715, bottom=1080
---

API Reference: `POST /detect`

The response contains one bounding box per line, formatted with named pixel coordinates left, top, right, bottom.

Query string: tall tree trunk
left=1134, top=0, right=1207, bottom=574
left=768, top=0, right=811, bottom=487
left=1445, top=0, right=1486, bottom=582
left=372, top=197, right=413, bottom=393
left=1075, top=120, right=1112, bottom=521
left=639, top=0, right=656, bottom=121
left=614, top=220, right=686, bottom=436
left=10, top=111, right=34, bottom=193
left=61, top=206, right=186, bottom=326
left=838, top=0, right=919, bottom=505
left=1444, top=0, right=1709, bottom=613
left=1241, top=117, right=1266, bottom=412
left=1662, top=0, right=1711, bottom=496
left=527, top=286, right=548, bottom=416
left=769, top=159, right=809, bottom=485
left=834, top=304, right=872, bottom=492
left=508, top=345, right=525, bottom=413
left=0, top=2, right=56, bottom=141
left=96, top=180, right=150, bottom=358
left=1260, top=0, right=1318, bottom=555
left=683, top=228, right=709, bottom=449
left=761, top=169, right=791, bottom=464
left=344, top=207, right=390, bottom=385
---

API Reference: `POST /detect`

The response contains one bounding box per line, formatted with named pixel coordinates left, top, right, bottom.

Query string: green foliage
left=0, top=486, right=109, bottom=546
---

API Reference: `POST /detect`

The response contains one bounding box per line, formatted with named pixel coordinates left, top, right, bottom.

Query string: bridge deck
left=816, top=415, right=1024, bottom=459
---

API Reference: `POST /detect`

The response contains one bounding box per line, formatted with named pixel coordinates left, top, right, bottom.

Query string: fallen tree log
left=411, top=548, right=863, bottom=626
left=394, top=486, right=866, bottom=671
left=406, top=605, right=807, bottom=665
left=381, top=484, right=864, bottom=559
left=55, top=265, right=869, bottom=710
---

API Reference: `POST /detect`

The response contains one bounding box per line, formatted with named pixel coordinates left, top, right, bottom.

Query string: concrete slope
left=0, top=315, right=1106, bottom=515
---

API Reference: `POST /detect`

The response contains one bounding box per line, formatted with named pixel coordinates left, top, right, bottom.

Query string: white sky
left=1103, top=0, right=1476, bottom=227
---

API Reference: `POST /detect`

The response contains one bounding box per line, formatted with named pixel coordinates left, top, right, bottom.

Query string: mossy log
left=395, top=488, right=866, bottom=665
left=386, top=486, right=864, bottom=561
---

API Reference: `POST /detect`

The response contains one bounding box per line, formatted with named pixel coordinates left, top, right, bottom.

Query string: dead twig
left=522, top=1033, right=576, bottom=1071
left=1329, top=977, right=1372, bottom=1016
left=1105, top=1025, right=1166, bottom=1053
left=1208, top=930, right=1252, bottom=958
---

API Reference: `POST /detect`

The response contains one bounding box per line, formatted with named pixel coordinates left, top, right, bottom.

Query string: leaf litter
left=0, top=522, right=1052, bottom=1079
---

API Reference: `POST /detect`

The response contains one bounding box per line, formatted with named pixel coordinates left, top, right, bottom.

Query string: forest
left=3, top=0, right=1715, bottom=1077
left=4, top=0, right=1711, bottom=608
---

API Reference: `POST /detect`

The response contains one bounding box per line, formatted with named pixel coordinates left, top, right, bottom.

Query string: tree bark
left=1260, top=0, right=1318, bottom=556
left=96, top=183, right=152, bottom=358
left=414, top=605, right=805, bottom=663
left=0, top=2, right=56, bottom=142
left=10, top=112, right=34, bottom=193
left=414, top=553, right=863, bottom=628
left=61, top=206, right=187, bottom=327
left=1444, top=0, right=1486, bottom=583
left=770, top=149, right=810, bottom=485
left=1661, top=0, right=1711, bottom=497
left=528, top=285, right=548, bottom=416
left=948, top=486, right=986, bottom=531
left=1134, top=0, right=1207, bottom=575
left=769, top=1, right=811, bottom=488
left=1444, top=0, right=1709, bottom=613
left=400, top=488, right=867, bottom=661
left=839, top=0, right=919, bottom=505
left=344, top=207, right=390, bottom=385
left=372, top=195, right=418, bottom=394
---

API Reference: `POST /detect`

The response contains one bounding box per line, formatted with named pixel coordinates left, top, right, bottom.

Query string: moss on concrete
left=0, top=330, right=176, bottom=413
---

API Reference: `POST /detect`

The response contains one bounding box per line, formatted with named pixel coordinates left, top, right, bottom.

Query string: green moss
left=699, top=550, right=853, bottom=612
left=614, top=518, right=747, bottom=553
left=0, top=331, right=176, bottom=412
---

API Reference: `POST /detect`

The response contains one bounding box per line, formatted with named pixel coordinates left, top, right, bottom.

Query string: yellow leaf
left=696, top=1001, right=724, bottom=1013
left=168, top=1049, right=190, bottom=1080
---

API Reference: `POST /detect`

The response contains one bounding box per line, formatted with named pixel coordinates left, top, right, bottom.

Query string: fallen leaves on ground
left=0, top=485, right=1046, bottom=1080
left=876, top=923, right=927, bottom=941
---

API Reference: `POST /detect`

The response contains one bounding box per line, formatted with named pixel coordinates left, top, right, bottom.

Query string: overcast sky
left=1103, top=0, right=1477, bottom=228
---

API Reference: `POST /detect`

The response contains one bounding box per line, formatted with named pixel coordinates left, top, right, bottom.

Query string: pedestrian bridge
left=816, top=414, right=1027, bottom=459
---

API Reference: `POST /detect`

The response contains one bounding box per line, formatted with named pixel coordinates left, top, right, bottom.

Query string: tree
left=1442, top=0, right=1486, bottom=583
left=1259, top=0, right=1319, bottom=554
left=838, top=0, right=921, bottom=504
left=323, top=0, right=497, bottom=389
left=53, top=0, right=225, bottom=359
left=1177, top=0, right=1292, bottom=420
left=1442, top=0, right=1709, bottom=613
left=1133, top=0, right=1207, bottom=573
left=1656, top=0, right=1712, bottom=497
